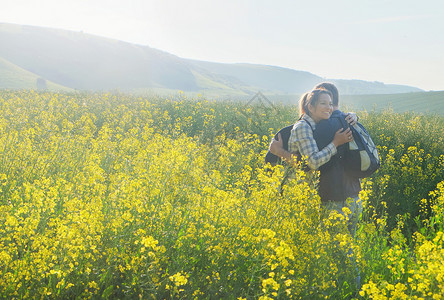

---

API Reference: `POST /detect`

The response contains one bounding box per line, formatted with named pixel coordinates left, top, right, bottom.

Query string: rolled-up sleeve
left=289, top=120, right=337, bottom=170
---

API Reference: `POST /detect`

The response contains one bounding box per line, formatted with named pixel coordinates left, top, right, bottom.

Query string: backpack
left=264, top=125, right=293, bottom=166
left=338, top=117, right=380, bottom=178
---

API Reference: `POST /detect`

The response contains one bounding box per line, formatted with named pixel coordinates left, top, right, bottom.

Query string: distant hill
left=0, top=23, right=425, bottom=95
left=188, top=60, right=324, bottom=95
left=0, top=23, right=197, bottom=91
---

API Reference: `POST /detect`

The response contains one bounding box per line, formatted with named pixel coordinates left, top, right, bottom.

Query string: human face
left=308, top=93, right=333, bottom=123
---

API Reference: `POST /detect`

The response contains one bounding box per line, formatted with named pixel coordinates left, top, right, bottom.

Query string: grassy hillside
left=189, top=61, right=324, bottom=94
left=0, top=23, right=198, bottom=91
left=0, top=57, right=70, bottom=90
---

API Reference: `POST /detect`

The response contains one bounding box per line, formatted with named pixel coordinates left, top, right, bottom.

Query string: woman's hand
left=269, top=133, right=292, bottom=162
left=269, top=133, right=284, bottom=155
left=332, top=128, right=353, bottom=147
left=345, top=112, right=358, bottom=126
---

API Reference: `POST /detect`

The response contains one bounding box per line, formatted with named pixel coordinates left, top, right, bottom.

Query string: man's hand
left=345, top=112, right=358, bottom=126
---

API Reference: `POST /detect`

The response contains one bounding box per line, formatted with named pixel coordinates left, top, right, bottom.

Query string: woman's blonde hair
left=299, top=89, right=333, bottom=117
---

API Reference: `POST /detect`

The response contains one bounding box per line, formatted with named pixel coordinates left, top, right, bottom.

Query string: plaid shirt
left=288, top=114, right=337, bottom=170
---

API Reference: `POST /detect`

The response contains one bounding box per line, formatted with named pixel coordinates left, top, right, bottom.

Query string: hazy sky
left=1, top=0, right=443, bottom=91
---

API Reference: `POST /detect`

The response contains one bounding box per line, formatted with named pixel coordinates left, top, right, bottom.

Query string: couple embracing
left=267, top=82, right=363, bottom=236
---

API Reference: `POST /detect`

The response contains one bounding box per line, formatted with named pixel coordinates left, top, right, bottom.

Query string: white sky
left=1, top=0, right=443, bottom=91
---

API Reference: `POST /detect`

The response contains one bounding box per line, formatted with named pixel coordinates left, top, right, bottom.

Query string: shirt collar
left=302, top=114, right=317, bottom=130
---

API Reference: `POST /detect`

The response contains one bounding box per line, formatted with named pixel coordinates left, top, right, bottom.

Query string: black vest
left=314, top=111, right=348, bottom=202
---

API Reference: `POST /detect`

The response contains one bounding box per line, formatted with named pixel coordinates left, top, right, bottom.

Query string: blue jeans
left=325, top=196, right=363, bottom=237
left=323, top=196, right=363, bottom=288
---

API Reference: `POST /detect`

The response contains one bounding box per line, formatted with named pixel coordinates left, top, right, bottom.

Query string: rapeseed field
left=0, top=90, right=443, bottom=299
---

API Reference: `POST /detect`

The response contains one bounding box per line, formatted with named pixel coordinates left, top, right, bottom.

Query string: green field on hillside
left=340, top=91, right=444, bottom=115
left=265, top=91, right=444, bottom=116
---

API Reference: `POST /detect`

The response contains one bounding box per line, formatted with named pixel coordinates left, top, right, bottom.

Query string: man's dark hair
left=314, top=82, right=339, bottom=107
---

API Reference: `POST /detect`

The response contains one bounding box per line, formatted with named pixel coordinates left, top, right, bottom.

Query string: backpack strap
left=300, top=117, right=314, bottom=131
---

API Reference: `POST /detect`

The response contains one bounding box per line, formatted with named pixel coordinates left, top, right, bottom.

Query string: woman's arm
left=270, top=114, right=357, bottom=162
